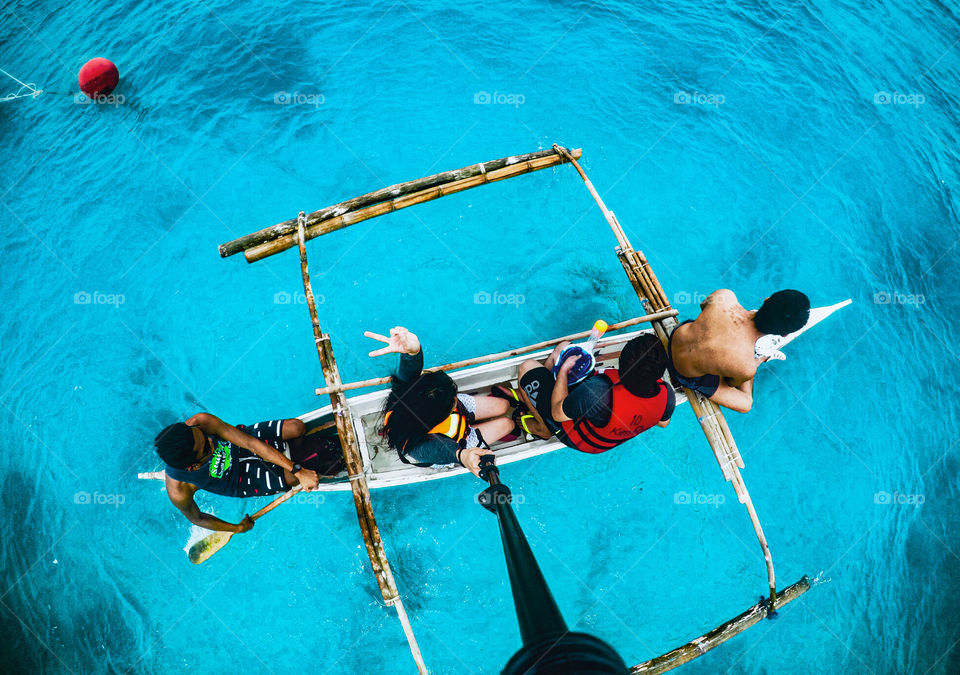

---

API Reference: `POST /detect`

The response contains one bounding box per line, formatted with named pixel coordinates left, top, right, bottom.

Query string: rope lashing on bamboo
left=0, top=68, right=42, bottom=101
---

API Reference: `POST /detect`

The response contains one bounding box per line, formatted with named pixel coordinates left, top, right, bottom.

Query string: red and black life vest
left=560, top=369, right=669, bottom=454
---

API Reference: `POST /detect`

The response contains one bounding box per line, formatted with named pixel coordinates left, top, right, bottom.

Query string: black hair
left=618, top=334, right=668, bottom=397
left=754, top=289, right=810, bottom=336
left=154, top=422, right=197, bottom=469
left=381, top=371, right=458, bottom=452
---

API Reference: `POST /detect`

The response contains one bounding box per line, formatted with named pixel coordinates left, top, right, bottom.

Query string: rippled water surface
left=1, top=0, right=958, bottom=672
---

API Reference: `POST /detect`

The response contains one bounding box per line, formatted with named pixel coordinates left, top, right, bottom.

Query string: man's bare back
left=671, top=289, right=761, bottom=384
left=667, top=288, right=810, bottom=413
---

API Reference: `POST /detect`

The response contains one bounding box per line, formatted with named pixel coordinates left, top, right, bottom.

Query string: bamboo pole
left=296, top=213, right=427, bottom=674
left=557, top=147, right=780, bottom=610
left=313, top=309, right=678, bottom=397
left=630, top=576, right=811, bottom=673
left=223, top=147, right=582, bottom=263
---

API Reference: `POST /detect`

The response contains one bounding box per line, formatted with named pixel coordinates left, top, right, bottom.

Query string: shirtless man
left=667, top=289, right=809, bottom=413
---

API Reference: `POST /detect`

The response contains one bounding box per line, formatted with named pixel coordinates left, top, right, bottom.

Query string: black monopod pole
left=476, top=455, right=627, bottom=674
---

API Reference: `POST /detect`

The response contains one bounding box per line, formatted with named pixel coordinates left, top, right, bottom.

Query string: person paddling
left=516, top=333, right=675, bottom=453
left=154, top=413, right=342, bottom=533
left=366, top=326, right=515, bottom=477
left=667, top=289, right=810, bottom=412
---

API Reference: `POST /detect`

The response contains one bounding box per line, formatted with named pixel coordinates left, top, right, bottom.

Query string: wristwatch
left=291, top=463, right=303, bottom=474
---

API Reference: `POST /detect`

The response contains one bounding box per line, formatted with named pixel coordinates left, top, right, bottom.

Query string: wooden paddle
left=188, top=486, right=303, bottom=564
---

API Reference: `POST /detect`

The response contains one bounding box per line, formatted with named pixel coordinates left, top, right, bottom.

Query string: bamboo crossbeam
left=630, top=576, right=811, bottom=673
left=222, top=147, right=582, bottom=263
left=559, top=147, right=781, bottom=611
left=296, top=213, right=427, bottom=674
left=313, top=309, right=678, bottom=397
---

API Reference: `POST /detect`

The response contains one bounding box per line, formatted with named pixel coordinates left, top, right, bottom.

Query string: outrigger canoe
left=141, top=299, right=850, bottom=490
left=139, top=321, right=682, bottom=485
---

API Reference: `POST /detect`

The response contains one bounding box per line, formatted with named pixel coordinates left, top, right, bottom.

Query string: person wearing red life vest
left=517, top=333, right=675, bottom=453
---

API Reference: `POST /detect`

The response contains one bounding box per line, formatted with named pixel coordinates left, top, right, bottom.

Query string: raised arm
left=165, top=475, right=254, bottom=533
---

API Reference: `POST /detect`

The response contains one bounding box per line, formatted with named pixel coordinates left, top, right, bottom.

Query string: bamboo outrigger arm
left=220, top=147, right=583, bottom=263
left=552, top=144, right=798, bottom=620
left=631, top=576, right=811, bottom=673
left=295, top=213, right=428, bottom=675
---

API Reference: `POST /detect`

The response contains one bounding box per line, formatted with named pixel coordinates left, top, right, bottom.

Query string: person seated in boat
left=366, top=326, right=516, bottom=477
left=516, top=333, right=675, bottom=454
left=154, top=413, right=341, bottom=533
left=667, top=289, right=810, bottom=413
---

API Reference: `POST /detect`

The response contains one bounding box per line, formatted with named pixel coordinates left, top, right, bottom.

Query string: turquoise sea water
left=1, top=0, right=958, bottom=672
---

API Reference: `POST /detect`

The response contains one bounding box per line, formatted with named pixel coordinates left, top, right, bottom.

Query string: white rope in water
left=0, top=68, right=43, bottom=101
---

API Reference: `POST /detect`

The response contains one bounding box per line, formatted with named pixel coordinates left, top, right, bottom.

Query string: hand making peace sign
left=364, top=326, right=422, bottom=357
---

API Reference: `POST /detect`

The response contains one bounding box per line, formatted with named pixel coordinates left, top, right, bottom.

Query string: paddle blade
left=188, top=531, right=234, bottom=564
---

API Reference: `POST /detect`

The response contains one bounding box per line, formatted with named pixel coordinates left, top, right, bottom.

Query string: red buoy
left=78, top=58, right=119, bottom=97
